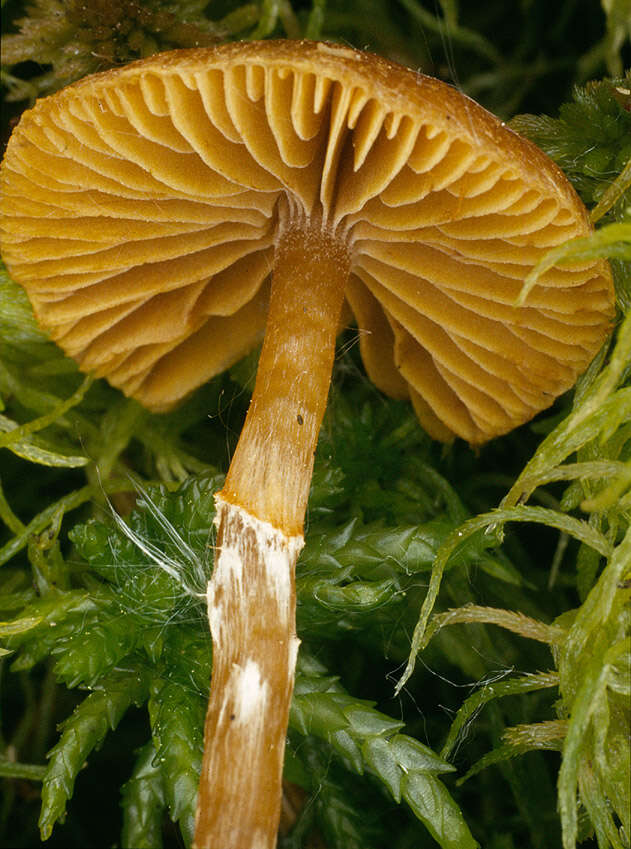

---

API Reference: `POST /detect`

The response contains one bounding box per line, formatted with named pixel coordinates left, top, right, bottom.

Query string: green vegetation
left=1, top=2, right=629, bottom=847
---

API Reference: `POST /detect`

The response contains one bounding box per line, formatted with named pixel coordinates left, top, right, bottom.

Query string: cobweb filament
left=108, top=480, right=210, bottom=605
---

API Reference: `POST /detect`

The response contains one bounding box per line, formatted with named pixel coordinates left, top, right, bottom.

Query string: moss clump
left=1, top=0, right=225, bottom=101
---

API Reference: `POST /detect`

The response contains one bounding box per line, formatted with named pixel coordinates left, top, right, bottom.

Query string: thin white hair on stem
left=446, top=666, right=519, bottom=759
left=135, top=479, right=202, bottom=574
left=111, top=506, right=205, bottom=601
left=99, top=472, right=210, bottom=607
left=335, top=328, right=368, bottom=360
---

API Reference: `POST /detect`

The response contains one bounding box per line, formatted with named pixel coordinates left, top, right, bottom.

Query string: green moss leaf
left=510, top=75, right=631, bottom=208
left=148, top=678, right=205, bottom=846
left=120, top=740, right=166, bottom=849
left=403, top=771, right=479, bottom=849
left=291, top=653, right=472, bottom=848
left=39, top=667, right=151, bottom=841
left=52, top=613, right=141, bottom=688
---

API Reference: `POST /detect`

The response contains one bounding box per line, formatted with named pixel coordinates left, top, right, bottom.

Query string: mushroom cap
left=0, top=40, right=615, bottom=443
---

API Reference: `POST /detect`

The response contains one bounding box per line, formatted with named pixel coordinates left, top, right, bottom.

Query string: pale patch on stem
left=194, top=497, right=302, bottom=849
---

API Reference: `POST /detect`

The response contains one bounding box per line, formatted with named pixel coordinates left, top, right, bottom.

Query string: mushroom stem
left=194, top=209, right=350, bottom=849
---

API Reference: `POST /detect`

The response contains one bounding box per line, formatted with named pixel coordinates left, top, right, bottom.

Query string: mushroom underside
left=0, top=43, right=614, bottom=446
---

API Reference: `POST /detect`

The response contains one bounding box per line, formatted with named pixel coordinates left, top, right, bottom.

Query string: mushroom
left=0, top=40, right=615, bottom=848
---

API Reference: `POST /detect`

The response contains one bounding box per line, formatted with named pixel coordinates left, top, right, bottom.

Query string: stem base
left=193, top=497, right=302, bottom=849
